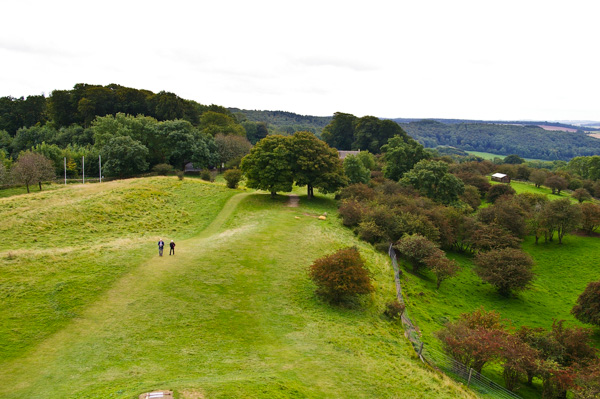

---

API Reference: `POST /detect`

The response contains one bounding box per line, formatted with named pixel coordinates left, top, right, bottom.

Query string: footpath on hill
left=0, top=190, right=473, bottom=399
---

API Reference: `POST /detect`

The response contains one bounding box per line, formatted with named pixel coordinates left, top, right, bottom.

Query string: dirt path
left=286, top=194, right=299, bottom=207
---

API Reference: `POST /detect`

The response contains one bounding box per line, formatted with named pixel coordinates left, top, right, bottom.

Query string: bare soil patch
left=179, top=390, right=205, bottom=399
left=286, top=194, right=299, bottom=207
left=538, top=125, right=578, bottom=132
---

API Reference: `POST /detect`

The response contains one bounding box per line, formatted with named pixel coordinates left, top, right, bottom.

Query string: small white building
left=491, top=173, right=511, bottom=183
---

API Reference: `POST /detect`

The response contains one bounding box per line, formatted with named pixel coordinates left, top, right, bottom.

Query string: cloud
left=293, top=56, right=378, bottom=72
left=0, top=39, right=76, bottom=58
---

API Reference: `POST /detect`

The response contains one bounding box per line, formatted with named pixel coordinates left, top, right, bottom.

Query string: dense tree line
left=321, top=112, right=413, bottom=153
left=401, top=120, right=600, bottom=161
left=0, top=84, right=271, bottom=181
left=230, top=108, right=332, bottom=137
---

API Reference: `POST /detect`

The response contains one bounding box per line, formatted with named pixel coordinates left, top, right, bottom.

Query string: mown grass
left=0, top=181, right=474, bottom=398
left=0, top=177, right=237, bottom=363
left=490, top=178, right=584, bottom=204
left=467, top=151, right=546, bottom=162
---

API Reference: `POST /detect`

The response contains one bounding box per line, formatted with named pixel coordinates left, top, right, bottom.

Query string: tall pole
left=82, top=156, right=85, bottom=184
left=99, top=155, right=102, bottom=183
left=64, top=157, right=67, bottom=185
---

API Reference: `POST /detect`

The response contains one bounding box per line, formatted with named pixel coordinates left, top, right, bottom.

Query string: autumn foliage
left=309, top=247, right=373, bottom=303
left=572, top=281, right=600, bottom=327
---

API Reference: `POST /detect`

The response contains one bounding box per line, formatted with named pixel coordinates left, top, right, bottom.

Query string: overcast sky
left=1, top=0, right=598, bottom=121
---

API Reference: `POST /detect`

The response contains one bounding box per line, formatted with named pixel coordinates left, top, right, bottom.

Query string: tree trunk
left=307, top=184, right=313, bottom=199
left=271, top=191, right=276, bottom=198
left=39, top=181, right=43, bottom=191
left=25, top=182, right=30, bottom=193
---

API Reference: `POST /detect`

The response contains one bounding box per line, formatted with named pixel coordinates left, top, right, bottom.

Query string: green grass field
left=400, top=182, right=600, bottom=397
left=0, top=177, right=473, bottom=398
left=466, top=151, right=547, bottom=162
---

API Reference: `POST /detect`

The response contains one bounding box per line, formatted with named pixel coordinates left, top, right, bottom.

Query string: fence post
left=418, top=342, right=424, bottom=361
left=467, top=368, right=473, bottom=388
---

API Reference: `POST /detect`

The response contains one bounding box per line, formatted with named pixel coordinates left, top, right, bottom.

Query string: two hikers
left=157, top=238, right=176, bottom=256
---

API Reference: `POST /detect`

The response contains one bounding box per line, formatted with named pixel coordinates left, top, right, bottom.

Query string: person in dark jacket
left=169, top=240, right=176, bottom=255
left=158, top=238, right=165, bottom=256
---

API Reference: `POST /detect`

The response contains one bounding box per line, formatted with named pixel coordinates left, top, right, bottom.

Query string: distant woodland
left=229, top=108, right=331, bottom=136
left=2, top=83, right=600, bottom=170
left=399, top=120, right=600, bottom=161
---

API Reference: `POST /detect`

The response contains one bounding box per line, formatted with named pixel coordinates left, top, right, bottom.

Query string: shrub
left=545, top=175, right=568, bottom=195
left=384, top=300, right=405, bottom=319
left=572, top=188, right=592, bottom=203
left=470, top=224, right=521, bottom=252
left=152, top=163, right=174, bottom=176
left=176, top=171, right=184, bottom=181
left=437, top=310, right=506, bottom=373
left=338, top=199, right=366, bottom=227
left=572, top=281, right=600, bottom=328
left=200, top=169, right=212, bottom=181
left=339, top=183, right=375, bottom=201
left=486, top=184, right=516, bottom=203
left=223, top=168, right=243, bottom=189
left=580, top=203, right=600, bottom=235
left=530, top=169, right=548, bottom=188
left=356, top=220, right=385, bottom=244
left=474, top=248, right=535, bottom=296
left=425, top=252, right=459, bottom=289
left=460, top=184, right=481, bottom=210
left=395, top=233, right=442, bottom=273
left=308, top=247, right=373, bottom=303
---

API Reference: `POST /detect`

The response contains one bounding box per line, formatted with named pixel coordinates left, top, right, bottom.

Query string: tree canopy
left=240, top=132, right=346, bottom=198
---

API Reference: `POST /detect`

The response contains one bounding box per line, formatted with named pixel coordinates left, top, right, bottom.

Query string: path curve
left=0, top=191, right=253, bottom=390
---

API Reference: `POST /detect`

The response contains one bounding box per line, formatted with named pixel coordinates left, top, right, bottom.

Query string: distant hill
left=390, top=117, right=599, bottom=132
left=399, top=119, right=600, bottom=161
left=229, top=108, right=332, bottom=136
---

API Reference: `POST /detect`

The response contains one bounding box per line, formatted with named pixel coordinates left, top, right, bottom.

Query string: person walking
left=169, top=240, right=176, bottom=255
left=158, top=238, right=165, bottom=256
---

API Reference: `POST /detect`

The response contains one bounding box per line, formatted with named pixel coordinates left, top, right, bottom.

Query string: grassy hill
left=399, top=180, right=600, bottom=398
left=0, top=178, right=473, bottom=398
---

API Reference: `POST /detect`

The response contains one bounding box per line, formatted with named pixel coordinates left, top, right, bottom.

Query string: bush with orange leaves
left=309, top=247, right=373, bottom=304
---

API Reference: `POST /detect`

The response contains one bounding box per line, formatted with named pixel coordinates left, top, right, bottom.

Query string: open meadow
left=0, top=177, right=474, bottom=398
left=400, top=179, right=600, bottom=397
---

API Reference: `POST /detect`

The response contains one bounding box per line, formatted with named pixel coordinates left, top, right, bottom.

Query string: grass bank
left=0, top=179, right=473, bottom=398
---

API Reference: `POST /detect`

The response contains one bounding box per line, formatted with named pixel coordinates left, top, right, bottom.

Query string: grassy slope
left=466, top=151, right=547, bottom=162
left=0, top=179, right=473, bottom=398
left=402, top=180, right=600, bottom=398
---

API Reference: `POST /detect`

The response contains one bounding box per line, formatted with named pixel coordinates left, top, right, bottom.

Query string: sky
left=1, top=0, right=598, bottom=121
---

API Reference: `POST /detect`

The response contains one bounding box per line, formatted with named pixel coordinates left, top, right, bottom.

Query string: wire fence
left=388, top=244, right=522, bottom=399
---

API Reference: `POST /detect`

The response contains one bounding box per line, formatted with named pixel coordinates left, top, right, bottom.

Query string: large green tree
left=240, top=135, right=294, bottom=197
left=401, top=159, right=465, bottom=204
left=543, top=198, right=581, bottom=244
left=288, top=131, right=347, bottom=199
left=343, top=154, right=370, bottom=185
left=381, top=135, right=430, bottom=180
left=199, top=111, right=245, bottom=137
left=214, top=133, right=252, bottom=169
left=321, top=112, right=357, bottom=150
left=101, top=136, right=149, bottom=178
